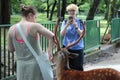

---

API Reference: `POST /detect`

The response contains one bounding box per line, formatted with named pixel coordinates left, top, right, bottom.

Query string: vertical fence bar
left=41, top=35, right=44, bottom=51
left=0, top=27, right=1, bottom=79
left=44, top=23, right=46, bottom=51
left=8, top=51, right=10, bottom=76
left=12, top=52, right=14, bottom=75
left=3, top=28, right=6, bottom=77
left=45, top=35, right=47, bottom=51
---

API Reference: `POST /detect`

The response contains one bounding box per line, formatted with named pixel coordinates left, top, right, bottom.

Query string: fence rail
left=111, top=18, right=120, bottom=42
left=1, top=18, right=120, bottom=80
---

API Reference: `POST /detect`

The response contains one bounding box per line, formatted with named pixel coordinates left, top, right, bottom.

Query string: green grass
left=10, top=15, right=21, bottom=24
left=10, top=13, right=107, bottom=23
left=10, top=13, right=58, bottom=24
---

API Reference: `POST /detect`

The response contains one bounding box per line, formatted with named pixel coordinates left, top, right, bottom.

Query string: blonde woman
left=61, top=4, right=85, bottom=71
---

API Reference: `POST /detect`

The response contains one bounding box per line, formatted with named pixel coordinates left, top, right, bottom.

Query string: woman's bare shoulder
left=8, top=24, right=17, bottom=35
left=30, top=22, right=44, bottom=31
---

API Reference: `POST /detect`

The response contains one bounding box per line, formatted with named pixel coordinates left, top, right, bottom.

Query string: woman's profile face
left=31, top=15, right=37, bottom=22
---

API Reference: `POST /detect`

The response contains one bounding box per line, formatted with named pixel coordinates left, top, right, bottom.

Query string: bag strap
left=16, top=23, right=53, bottom=80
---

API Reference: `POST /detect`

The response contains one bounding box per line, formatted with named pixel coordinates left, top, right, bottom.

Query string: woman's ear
left=28, top=13, right=33, bottom=18
left=27, top=13, right=36, bottom=22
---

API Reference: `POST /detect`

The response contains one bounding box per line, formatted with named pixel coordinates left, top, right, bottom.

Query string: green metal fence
left=40, top=22, right=55, bottom=51
left=0, top=25, right=16, bottom=80
left=0, top=20, right=101, bottom=80
left=111, top=18, right=120, bottom=42
left=84, top=20, right=100, bottom=53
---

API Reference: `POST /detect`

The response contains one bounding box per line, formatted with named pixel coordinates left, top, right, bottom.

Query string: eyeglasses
left=68, top=10, right=75, bottom=12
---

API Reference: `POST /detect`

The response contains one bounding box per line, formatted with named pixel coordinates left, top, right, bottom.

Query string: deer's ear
left=69, top=53, right=79, bottom=59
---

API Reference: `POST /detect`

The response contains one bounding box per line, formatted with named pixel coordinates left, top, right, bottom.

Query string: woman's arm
left=74, top=26, right=83, bottom=35
left=33, top=23, right=56, bottom=61
left=34, top=23, right=54, bottom=40
left=60, top=20, right=71, bottom=36
left=73, top=20, right=84, bottom=35
left=47, top=39, right=54, bottom=61
left=60, top=24, right=69, bottom=36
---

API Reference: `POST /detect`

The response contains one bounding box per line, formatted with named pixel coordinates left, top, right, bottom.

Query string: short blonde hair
left=66, top=4, right=78, bottom=12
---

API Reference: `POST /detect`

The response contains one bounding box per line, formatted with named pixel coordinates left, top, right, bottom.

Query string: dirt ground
left=84, top=46, right=120, bottom=71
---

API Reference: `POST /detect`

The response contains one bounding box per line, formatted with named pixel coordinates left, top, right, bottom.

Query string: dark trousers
left=63, top=45, right=84, bottom=71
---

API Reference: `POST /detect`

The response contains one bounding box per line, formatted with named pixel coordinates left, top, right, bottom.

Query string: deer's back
left=60, top=68, right=120, bottom=80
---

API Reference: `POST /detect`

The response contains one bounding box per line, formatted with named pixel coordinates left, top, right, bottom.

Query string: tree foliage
left=4, top=0, right=120, bottom=22
left=11, top=0, right=120, bottom=15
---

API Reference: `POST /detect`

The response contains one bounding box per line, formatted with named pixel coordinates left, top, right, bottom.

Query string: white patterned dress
left=12, top=32, right=44, bottom=80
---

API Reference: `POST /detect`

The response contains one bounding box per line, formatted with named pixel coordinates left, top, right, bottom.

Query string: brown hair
left=20, top=4, right=37, bottom=17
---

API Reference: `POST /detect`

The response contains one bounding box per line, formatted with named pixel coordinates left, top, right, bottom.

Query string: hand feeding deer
left=53, top=18, right=120, bottom=80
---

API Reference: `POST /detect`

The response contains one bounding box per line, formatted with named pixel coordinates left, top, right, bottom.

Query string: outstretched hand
left=48, top=52, right=53, bottom=62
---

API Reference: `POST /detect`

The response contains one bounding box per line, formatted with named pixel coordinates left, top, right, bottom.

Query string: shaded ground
left=84, top=45, right=120, bottom=71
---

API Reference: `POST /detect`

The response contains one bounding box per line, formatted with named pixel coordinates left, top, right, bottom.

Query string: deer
left=53, top=18, right=120, bottom=80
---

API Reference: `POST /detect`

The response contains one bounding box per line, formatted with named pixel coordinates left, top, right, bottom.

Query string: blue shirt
left=61, top=18, right=84, bottom=50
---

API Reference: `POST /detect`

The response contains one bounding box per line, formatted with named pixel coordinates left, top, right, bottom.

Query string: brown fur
left=60, top=68, right=120, bottom=80
left=54, top=50, right=120, bottom=80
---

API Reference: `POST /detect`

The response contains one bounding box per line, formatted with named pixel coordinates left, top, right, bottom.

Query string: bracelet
left=75, top=27, right=78, bottom=30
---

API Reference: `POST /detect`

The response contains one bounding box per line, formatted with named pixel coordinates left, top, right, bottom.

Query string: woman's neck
left=20, top=17, right=28, bottom=23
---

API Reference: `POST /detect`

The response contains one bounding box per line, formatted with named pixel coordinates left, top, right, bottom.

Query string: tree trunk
left=49, top=0, right=57, bottom=20
left=0, top=0, right=2, bottom=24
left=107, top=0, right=115, bottom=23
left=47, top=0, right=50, bottom=18
left=61, top=0, right=66, bottom=20
left=113, top=0, right=117, bottom=18
left=86, top=0, right=101, bottom=20
left=57, top=0, right=61, bottom=17
left=104, top=0, right=116, bottom=20
left=104, top=0, right=110, bottom=20
left=0, top=0, right=10, bottom=24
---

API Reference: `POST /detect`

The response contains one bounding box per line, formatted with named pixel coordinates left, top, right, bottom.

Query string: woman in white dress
left=8, top=4, right=55, bottom=80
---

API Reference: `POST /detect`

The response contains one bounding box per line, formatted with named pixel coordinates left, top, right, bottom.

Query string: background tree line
left=0, top=0, right=120, bottom=24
